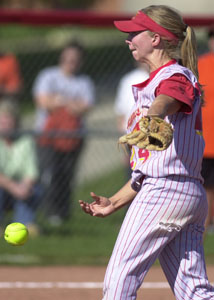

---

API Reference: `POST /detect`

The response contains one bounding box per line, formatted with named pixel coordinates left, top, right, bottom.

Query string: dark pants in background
left=38, top=141, right=83, bottom=224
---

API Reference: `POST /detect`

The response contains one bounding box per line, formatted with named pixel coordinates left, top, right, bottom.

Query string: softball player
left=79, top=5, right=214, bottom=300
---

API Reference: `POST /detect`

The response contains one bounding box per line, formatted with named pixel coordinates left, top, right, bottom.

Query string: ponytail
left=181, top=26, right=198, bottom=79
left=181, top=26, right=204, bottom=104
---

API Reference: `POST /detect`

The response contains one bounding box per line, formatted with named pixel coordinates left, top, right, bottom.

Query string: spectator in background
left=33, top=40, right=95, bottom=226
left=198, top=28, right=214, bottom=232
left=0, top=99, right=39, bottom=235
left=114, top=62, right=149, bottom=179
left=0, top=52, right=22, bottom=100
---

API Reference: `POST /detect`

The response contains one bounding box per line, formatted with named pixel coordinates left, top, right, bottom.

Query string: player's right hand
left=79, top=192, right=115, bottom=218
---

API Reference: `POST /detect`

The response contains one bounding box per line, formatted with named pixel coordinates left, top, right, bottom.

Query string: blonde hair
left=142, top=5, right=204, bottom=104
left=142, top=5, right=198, bottom=78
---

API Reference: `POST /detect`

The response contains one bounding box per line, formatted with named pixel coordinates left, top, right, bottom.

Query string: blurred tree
left=57, top=0, right=97, bottom=9
left=0, top=0, right=97, bottom=10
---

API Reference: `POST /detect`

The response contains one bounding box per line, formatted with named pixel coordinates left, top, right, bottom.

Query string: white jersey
left=127, top=62, right=204, bottom=185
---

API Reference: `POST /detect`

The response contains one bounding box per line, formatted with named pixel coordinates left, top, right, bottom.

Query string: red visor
left=114, top=11, right=178, bottom=41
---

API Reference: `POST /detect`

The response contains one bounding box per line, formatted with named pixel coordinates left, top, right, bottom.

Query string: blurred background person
left=114, top=62, right=149, bottom=179
left=198, top=27, right=214, bottom=232
left=0, top=52, right=22, bottom=101
left=33, top=40, right=95, bottom=226
left=0, top=99, right=39, bottom=235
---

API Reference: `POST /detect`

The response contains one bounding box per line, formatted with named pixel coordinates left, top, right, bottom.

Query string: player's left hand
left=79, top=192, right=115, bottom=217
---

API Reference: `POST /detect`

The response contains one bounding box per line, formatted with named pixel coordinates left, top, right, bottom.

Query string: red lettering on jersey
left=138, top=149, right=150, bottom=163
left=134, top=122, right=140, bottom=131
left=127, top=108, right=141, bottom=128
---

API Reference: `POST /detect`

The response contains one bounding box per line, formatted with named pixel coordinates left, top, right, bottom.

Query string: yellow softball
left=4, top=222, right=29, bottom=246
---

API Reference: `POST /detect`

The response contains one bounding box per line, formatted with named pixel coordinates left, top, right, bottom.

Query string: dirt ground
left=0, top=265, right=214, bottom=300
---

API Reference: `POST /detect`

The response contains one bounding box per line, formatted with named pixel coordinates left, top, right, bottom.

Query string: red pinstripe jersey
left=127, top=61, right=204, bottom=183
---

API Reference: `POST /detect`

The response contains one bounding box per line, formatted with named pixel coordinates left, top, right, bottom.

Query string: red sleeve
left=155, top=73, right=195, bottom=114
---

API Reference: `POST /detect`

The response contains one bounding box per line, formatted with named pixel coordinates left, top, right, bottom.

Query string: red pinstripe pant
left=103, top=175, right=214, bottom=300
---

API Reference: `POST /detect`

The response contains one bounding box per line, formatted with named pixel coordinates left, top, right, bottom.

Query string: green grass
left=203, top=234, right=214, bottom=264
left=1, top=167, right=214, bottom=266
left=0, top=167, right=128, bottom=265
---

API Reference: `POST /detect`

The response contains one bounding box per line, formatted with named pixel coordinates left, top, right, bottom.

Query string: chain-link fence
left=0, top=11, right=212, bottom=264
left=0, top=19, right=139, bottom=237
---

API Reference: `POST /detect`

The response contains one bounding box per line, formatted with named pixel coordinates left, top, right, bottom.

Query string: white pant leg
left=159, top=224, right=214, bottom=300
left=102, top=177, right=163, bottom=299
left=102, top=176, right=181, bottom=299
left=102, top=176, right=211, bottom=300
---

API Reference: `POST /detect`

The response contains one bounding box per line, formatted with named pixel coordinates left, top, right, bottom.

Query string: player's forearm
left=147, top=94, right=182, bottom=119
left=109, top=180, right=137, bottom=210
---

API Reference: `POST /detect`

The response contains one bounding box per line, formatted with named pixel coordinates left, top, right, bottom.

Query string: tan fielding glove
left=119, top=116, right=173, bottom=151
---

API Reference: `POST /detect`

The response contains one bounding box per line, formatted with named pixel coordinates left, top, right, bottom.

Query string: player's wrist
left=109, top=196, right=131, bottom=211
left=147, top=113, right=165, bottom=119
left=109, top=197, right=120, bottom=211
